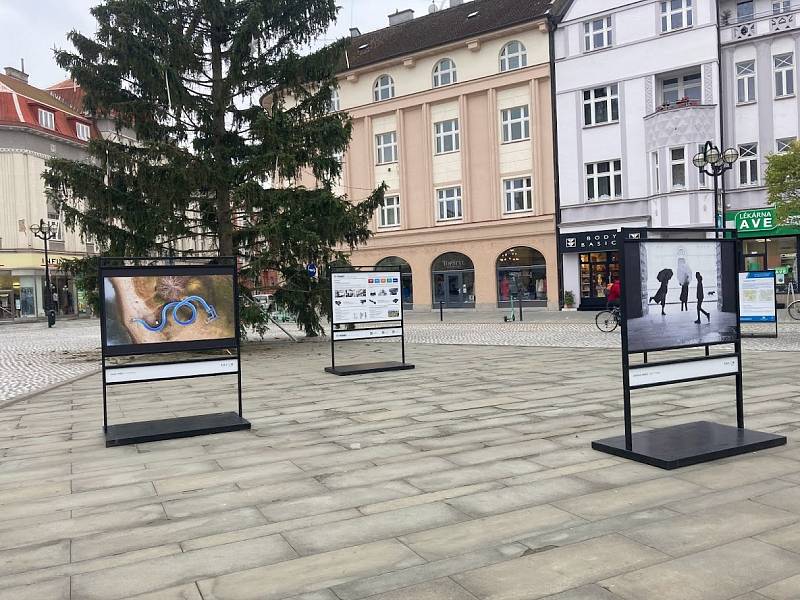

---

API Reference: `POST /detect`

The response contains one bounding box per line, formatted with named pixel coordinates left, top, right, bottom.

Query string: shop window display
left=496, top=247, right=547, bottom=304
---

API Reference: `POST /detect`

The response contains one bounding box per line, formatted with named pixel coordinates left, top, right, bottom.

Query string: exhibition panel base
left=592, top=421, right=787, bottom=470
left=105, top=412, right=251, bottom=447
left=324, top=361, right=415, bottom=376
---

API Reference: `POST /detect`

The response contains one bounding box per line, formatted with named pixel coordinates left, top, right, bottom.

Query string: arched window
left=373, top=75, right=395, bottom=101
left=496, top=246, right=547, bottom=305
left=377, top=257, right=413, bottom=308
left=432, top=58, right=457, bottom=87
left=431, top=252, right=475, bottom=308
left=500, top=41, right=528, bottom=72
left=329, top=88, right=340, bottom=112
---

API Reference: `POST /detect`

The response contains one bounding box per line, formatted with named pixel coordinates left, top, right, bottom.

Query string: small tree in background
left=765, top=140, right=800, bottom=224
left=43, top=0, right=384, bottom=336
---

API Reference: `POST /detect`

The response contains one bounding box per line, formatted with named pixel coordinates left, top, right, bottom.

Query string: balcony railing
left=721, top=7, right=799, bottom=42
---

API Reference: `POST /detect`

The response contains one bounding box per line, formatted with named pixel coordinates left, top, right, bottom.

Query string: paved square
left=0, top=338, right=799, bottom=599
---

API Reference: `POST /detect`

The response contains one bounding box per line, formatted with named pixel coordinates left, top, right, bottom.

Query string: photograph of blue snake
left=103, top=273, right=235, bottom=347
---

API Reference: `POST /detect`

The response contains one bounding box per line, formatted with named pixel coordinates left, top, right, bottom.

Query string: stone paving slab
left=0, top=341, right=799, bottom=599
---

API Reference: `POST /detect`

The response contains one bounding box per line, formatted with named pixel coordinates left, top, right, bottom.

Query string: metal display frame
left=99, top=257, right=250, bottom=447
left=325, top=265, right=415, bottom=376
left=739, top=270, right=779, bottom=339
left=592, top=228, right=786, bottom=469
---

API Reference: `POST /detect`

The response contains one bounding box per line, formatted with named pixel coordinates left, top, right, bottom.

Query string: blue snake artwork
left=132, top=295, right=219, bottom=333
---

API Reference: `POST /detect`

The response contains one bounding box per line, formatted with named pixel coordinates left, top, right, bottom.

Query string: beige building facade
left=328, top=0, right=559, bottom=310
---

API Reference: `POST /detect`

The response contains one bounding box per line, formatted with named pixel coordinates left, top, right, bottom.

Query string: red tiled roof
left=0, top=73, right=96, bottom=144
left=47, top=80, right=87, bottom=113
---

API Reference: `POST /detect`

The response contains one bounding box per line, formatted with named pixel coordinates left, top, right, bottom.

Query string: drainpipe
left=715, top=2, right=727, bottom=226
left=548, top=15, right=564, bottom=310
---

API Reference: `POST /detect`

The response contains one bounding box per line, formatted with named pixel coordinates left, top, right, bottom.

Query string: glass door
left=446, top=274, right=462, bottom=308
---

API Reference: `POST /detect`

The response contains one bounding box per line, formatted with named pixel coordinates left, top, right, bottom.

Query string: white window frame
left=433, top=58, right=457, bottom=87
left=375, top=131, right=397, bottom=165
left=660, top=0, right=693, bottom=33
left=503, top=177, right=533, bottom=214
left=670, top=146, right=687, bottom=189
left=501, top=105, right=530, bottom=143
left=774, top=53, right=795, bottom=98
left=47, top=218, right=64, bottom=242
left=736, top=60, right=756, bottom=104
left=777, top=137, right=796, bottom=152
left=651, top=151, right=661, bottom=194
left=379, top=195, right=400, bottom=228
left=774, top=1, right=792, bottom=14
left=373, top=75, right=395, bottom=102
left=583, top=84, right=619, bottom=126
left=434, top=119, right=460, bottom=155
left=660, top=71, right=702, bottom=106
left=38, top=109, right=55, bottom=130
left=436, top=186, right=463, bottom=221
left=586, top=159, right=623, bottom=201
left=738, top=143, right=759, bottom=186
left=737, top=0, right=755, bottom=21
left=499, top=41, right=528, bottom=72
left=697, top=144, right=709, bottom=188
left=76, top=122, right=91, bottom=141
left=583, top=16, right=613, bottom=52
left=329, top=88, right=340, bottom=112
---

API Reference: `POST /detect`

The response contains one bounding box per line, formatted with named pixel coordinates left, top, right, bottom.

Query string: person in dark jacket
left=679, top=279, right=689, bottom=311
left=694, top=272, right=710, bottom=324
left=649, top=269, right=673, bottom=316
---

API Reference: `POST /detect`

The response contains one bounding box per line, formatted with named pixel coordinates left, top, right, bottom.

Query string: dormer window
left=433, top=59, right=457, bottom=87
left=373, top=75, right=395, bottom=102
left=500, top=41, right=528, bottom=72
left=76, top=122, right=91, bottom=141
left=38, top=109, right=55, bottom=130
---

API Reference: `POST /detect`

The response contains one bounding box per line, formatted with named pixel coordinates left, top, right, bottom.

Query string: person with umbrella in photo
left=694, top=272, right=711, bottom=324
left=649, top=268, right=674, bottom=316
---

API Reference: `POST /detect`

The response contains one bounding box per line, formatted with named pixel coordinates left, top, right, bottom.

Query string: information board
left=332, top=271, right=402, bottom=324
left=739, top=271, right=776, bottom=323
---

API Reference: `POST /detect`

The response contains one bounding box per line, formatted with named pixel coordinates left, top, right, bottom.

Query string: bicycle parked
left=596, top=306, right=622, bottom=332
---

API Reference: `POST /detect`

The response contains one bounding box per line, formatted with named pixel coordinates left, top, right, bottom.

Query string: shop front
left=0, top=252, right=87, bottom=319
left=559, top=230, right=622, bottom=310
left=496, top=246, right=547, bottom=307
left=432, top=252, right=475, bottom=308
left=376, top=256, right=413, bottom=310
left=727, top=208, right=800, bottom=307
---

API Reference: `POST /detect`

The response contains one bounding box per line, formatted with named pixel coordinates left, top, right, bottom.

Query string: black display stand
left=592, top=229, right=786, bottom=469
left=326, top=266, right=414, bottom=376
left=99, top=258, right=250, bottom=447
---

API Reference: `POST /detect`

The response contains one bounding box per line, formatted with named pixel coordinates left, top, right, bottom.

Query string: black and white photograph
left=624, top=240, right=739, bottom=352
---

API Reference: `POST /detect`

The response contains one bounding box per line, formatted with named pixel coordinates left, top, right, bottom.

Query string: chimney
left=388, top=9, right=414, bottom=26
left=4, top=65, right=29, bottom=84
left=349, top=27, right=361, bottom=37
left=450, top=0, right=464, bottom=6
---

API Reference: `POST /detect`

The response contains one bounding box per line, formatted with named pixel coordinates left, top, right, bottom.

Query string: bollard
left=47, top=310, right=56, bottom=328
left=439, top=301, right=444, bottom=322
left=518, top=297, right=523, bottom=322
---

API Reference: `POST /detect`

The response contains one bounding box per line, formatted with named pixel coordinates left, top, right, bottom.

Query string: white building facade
left=554, top=0, right=721, bottom=309
left=719, top=0, right=800, bottom=294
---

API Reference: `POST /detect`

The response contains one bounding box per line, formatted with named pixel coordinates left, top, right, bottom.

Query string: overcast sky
left=0, top=0, right=472, bottom=88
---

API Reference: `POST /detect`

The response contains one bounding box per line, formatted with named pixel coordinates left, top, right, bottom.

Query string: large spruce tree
left=44, top=0, right=384, bottom=335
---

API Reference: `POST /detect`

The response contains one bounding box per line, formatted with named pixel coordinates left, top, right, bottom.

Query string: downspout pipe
left=548, top=13, right=564, bottom=310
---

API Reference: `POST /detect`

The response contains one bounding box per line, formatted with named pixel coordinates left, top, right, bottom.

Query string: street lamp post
left=692, top=141, right=740, bottom=230
left=29, top=218, right=58, bottom=328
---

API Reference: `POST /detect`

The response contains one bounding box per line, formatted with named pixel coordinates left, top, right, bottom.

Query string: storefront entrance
left=376, top=256, right=413, bottom=310
left=432, top=253, right=475, bottom=308
left=742, top=236, right=798, bottom=307
left=579, top=251, right=620, bottom=310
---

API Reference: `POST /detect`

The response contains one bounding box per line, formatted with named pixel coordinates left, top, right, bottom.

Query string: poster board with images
left=331, top=270, right=403, bottom=325
left=739, top=271, right=777, bottom=323
left=100, top=263, right=239, bottom=357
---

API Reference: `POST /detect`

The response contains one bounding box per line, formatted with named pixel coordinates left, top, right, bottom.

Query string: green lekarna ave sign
left=727, top=208, right=800, bottom=238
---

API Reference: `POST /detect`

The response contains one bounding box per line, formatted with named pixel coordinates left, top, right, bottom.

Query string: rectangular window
left=774, top=1, right=791, bottom=14
left=434, top=119, right=460, bottom=154
left=774, top=53, right=795, bottom=98
left=379, top=195, right=400, bottom=228
left=375, top=131, right=397, bottom=165
left=583, top=16, right=612, bottom=52
left=651, top=152, right=661, bottom=194
left=739, top=143, right=759, bottom=186
left=76, top=122, right=91, bottom=141
left=736, top=61, right=756, bottom=103
left=697, top=144, right=708, bottom=188
left=737, top=0, right=754, bottom=21
left=583, top=84, right=619, bottom=126
left=501, top=105, right=530, bottom=143
left=436, top=186, right=463, bottom=221
left=586, top=159, right=623, bottom=201
left=670, top=146, right=686, bottom=189
left=38, top=109, right=55, bottom=130
left=661, top=0, right=693, bottom=33
left=661, top=71, right=702, bottom=105
left=777, top=137, right=796, bottom=152
left=503, top=177, right=533, bottom=213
